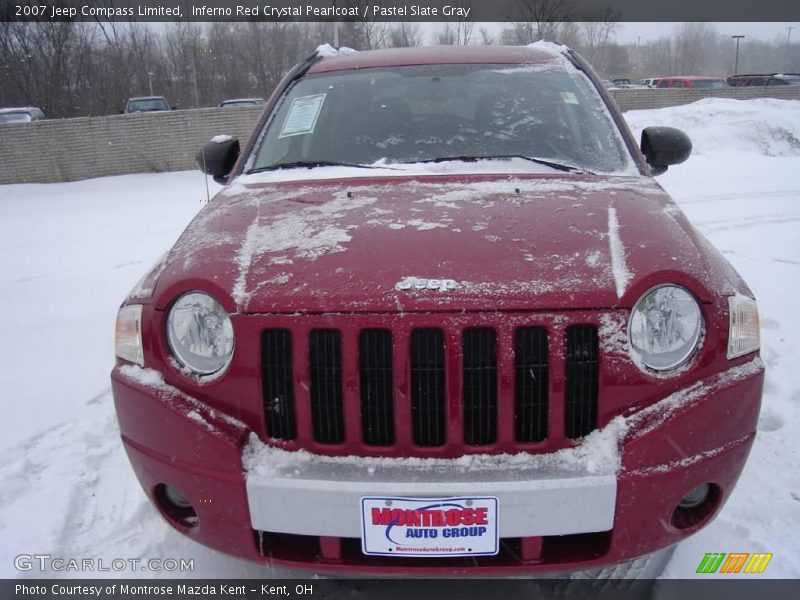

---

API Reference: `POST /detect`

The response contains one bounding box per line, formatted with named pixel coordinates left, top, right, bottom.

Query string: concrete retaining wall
left=2, top=86, right=799, bottom=185
left=609, top=84, right=800, bottom=112
left=0, top=107, right=262, bottom=185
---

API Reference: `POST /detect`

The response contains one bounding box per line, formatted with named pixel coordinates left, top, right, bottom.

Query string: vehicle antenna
left=201, top=149, right=211, bottom=204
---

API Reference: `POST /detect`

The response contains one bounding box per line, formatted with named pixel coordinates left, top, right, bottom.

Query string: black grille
left=565, top=325, right=599, bottom=439
left=359, top=329, right=394, bottom=446
left=410, top=328, right=446, bottom=447
left=309, top=330, right=345, bottom=444
left=260, top=329, right=297, bottom=440
left=514, top=327, right=549, bottom=443
left=462, top=328, right=498, bottom=445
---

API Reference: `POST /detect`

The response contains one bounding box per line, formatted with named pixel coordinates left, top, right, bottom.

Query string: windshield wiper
left=247, top=160, right=396, bottom=174
left=414, top=155, right=593, bottom=174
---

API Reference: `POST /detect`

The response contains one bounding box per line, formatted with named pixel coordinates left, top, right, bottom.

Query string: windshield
left=127, top=98, right=169, bottom=112
left=0, top=112, right=31, bottom=123
left=249, top=63, right=633, bottom=174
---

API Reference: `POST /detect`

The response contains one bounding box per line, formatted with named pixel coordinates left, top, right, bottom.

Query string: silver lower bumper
left=245, top=457, right=617, bottom=538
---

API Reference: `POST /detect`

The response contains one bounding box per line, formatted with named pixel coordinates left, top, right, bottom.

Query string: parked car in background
left=124, top=96, right=173, bottom=113
left=219, top=98, right=266, bottom=108
left=639, top=78, right=661, bottom=88
left=656, top=77, right=728, bottom=89
left=727, top=73, right=800, bottom=87
left=0, top=106, right=46, bottom=123
left=112, top=43, right=763, bottom=575
left=610, top=79, right=648, bottom=90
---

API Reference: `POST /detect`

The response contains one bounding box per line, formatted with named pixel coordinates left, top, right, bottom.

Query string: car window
left=0, top=112, right=32, bottom=123
left=767, top=78, right=787, bottom=86
left=249, top=63, right=633, bottom=174
left=691, top=80, right=727, bottom=88
left=127, top=98, right=169, bottom=111
left=671, top=81, right=686, bottom=88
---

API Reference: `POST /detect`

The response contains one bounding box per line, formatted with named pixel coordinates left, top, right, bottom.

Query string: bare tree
left=577, top=8, right=620, bottom=74
left=477, top=27, right=495, bottom=46
left=336, top=0, right=387, bottom=49
left=673, top=23, right=719, bottom=75
left=387, top=22, right=423, bottom=48
left=504, top=0, right=575, bottom=43
left=435, top=23, right=457, bottom=46
left=434, top=4, right=474, bottom=46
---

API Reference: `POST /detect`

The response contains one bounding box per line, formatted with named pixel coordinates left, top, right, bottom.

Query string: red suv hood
left=150, top=174, right=741, bottom=313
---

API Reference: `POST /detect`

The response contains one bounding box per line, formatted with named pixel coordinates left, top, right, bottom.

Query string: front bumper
left=111, top=357, right=763, bottom=574
left=245, top=450, right=616, bottom=538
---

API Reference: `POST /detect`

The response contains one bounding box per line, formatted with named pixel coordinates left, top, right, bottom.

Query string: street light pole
left=332, top=1, right=339, bottom=48
left=787, top=27, right=795, bottom=71
left=147, top=72, right=154, bottom=96
left=731, top=35, right=745, bottom=76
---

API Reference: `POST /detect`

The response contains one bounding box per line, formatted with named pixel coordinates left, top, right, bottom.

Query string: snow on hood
left=145, top=173, right=749, bottom=313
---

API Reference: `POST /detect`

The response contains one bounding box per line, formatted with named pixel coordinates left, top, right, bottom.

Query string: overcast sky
left=418, top=22, right=797, bottom=45
left=614, top=22, right=797, bottom=44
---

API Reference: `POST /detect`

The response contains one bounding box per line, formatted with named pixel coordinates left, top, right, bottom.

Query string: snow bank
left=625, top=98, right=800, bottom=157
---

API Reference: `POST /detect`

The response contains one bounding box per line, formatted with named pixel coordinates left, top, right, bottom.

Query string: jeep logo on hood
left=395, top=277, right=460, bottom=292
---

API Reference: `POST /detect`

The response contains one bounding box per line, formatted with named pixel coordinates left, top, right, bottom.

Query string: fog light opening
left=672, top=483, right=721, bottom=530
left=155, top=484, right=198, bottom=528
left=678, top=483, right=710, bottom=509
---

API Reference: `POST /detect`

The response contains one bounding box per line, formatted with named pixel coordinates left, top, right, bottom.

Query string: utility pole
left=332, top=1, right=339, bottom=48
left=731, top=35, right=745, bottom=75
left=787, top=27, right=795, bottom=72
left=147, top=72, right=154, bottom=96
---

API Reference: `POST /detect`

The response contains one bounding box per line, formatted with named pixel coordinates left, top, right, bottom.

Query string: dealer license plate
left=360, top=496, right=499, bottom=557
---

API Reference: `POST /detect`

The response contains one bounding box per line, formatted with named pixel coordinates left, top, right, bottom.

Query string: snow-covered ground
left=0, top=98, right=798, bottom=580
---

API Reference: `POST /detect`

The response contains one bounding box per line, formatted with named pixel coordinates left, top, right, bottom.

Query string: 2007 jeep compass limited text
left=111, top=43, right=763, bottom=574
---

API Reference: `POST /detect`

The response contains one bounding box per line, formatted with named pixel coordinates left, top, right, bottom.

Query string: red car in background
left=656, top=77, right=729, bottom=89
left=111, top=44, right=763, bottom=575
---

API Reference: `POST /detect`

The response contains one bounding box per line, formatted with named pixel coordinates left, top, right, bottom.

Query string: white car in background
left=0, top=107, right=46, bottom=123
left=639, top=78, right=662, bottom=88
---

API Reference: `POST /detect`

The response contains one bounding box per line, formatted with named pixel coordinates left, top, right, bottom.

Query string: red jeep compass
left=111, top=43, right=763, bottom=574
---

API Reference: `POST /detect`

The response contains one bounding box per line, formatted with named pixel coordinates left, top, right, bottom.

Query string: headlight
left=727, top=294, right=760, bottom=359
left=115, top=305, right=144, bottom=366
left=629, top=284, right=703, bottom=372
left=167, top=292, right=234, bottom=375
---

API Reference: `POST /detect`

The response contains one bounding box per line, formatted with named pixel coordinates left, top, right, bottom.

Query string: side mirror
left=640, top=126, right=692, bottom=176
left=196, top=137, right=240, bottom=184
left=171, top=105, right=177, bottom=110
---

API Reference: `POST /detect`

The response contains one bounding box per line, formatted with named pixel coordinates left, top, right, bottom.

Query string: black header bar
left=2, top=0, right=800, bottom=23
left=4, top=579, right=800, bottom=600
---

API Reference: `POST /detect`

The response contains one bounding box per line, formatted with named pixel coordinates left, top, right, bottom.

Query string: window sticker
left=279, top=93, right=326, bottom=138
left=560, top=91, right=579, bottom=105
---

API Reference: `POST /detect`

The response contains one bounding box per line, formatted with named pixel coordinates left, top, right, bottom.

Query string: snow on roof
left=315, top=43, right=357, bottom=57
left=308, top=44, right=566, bottom=74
